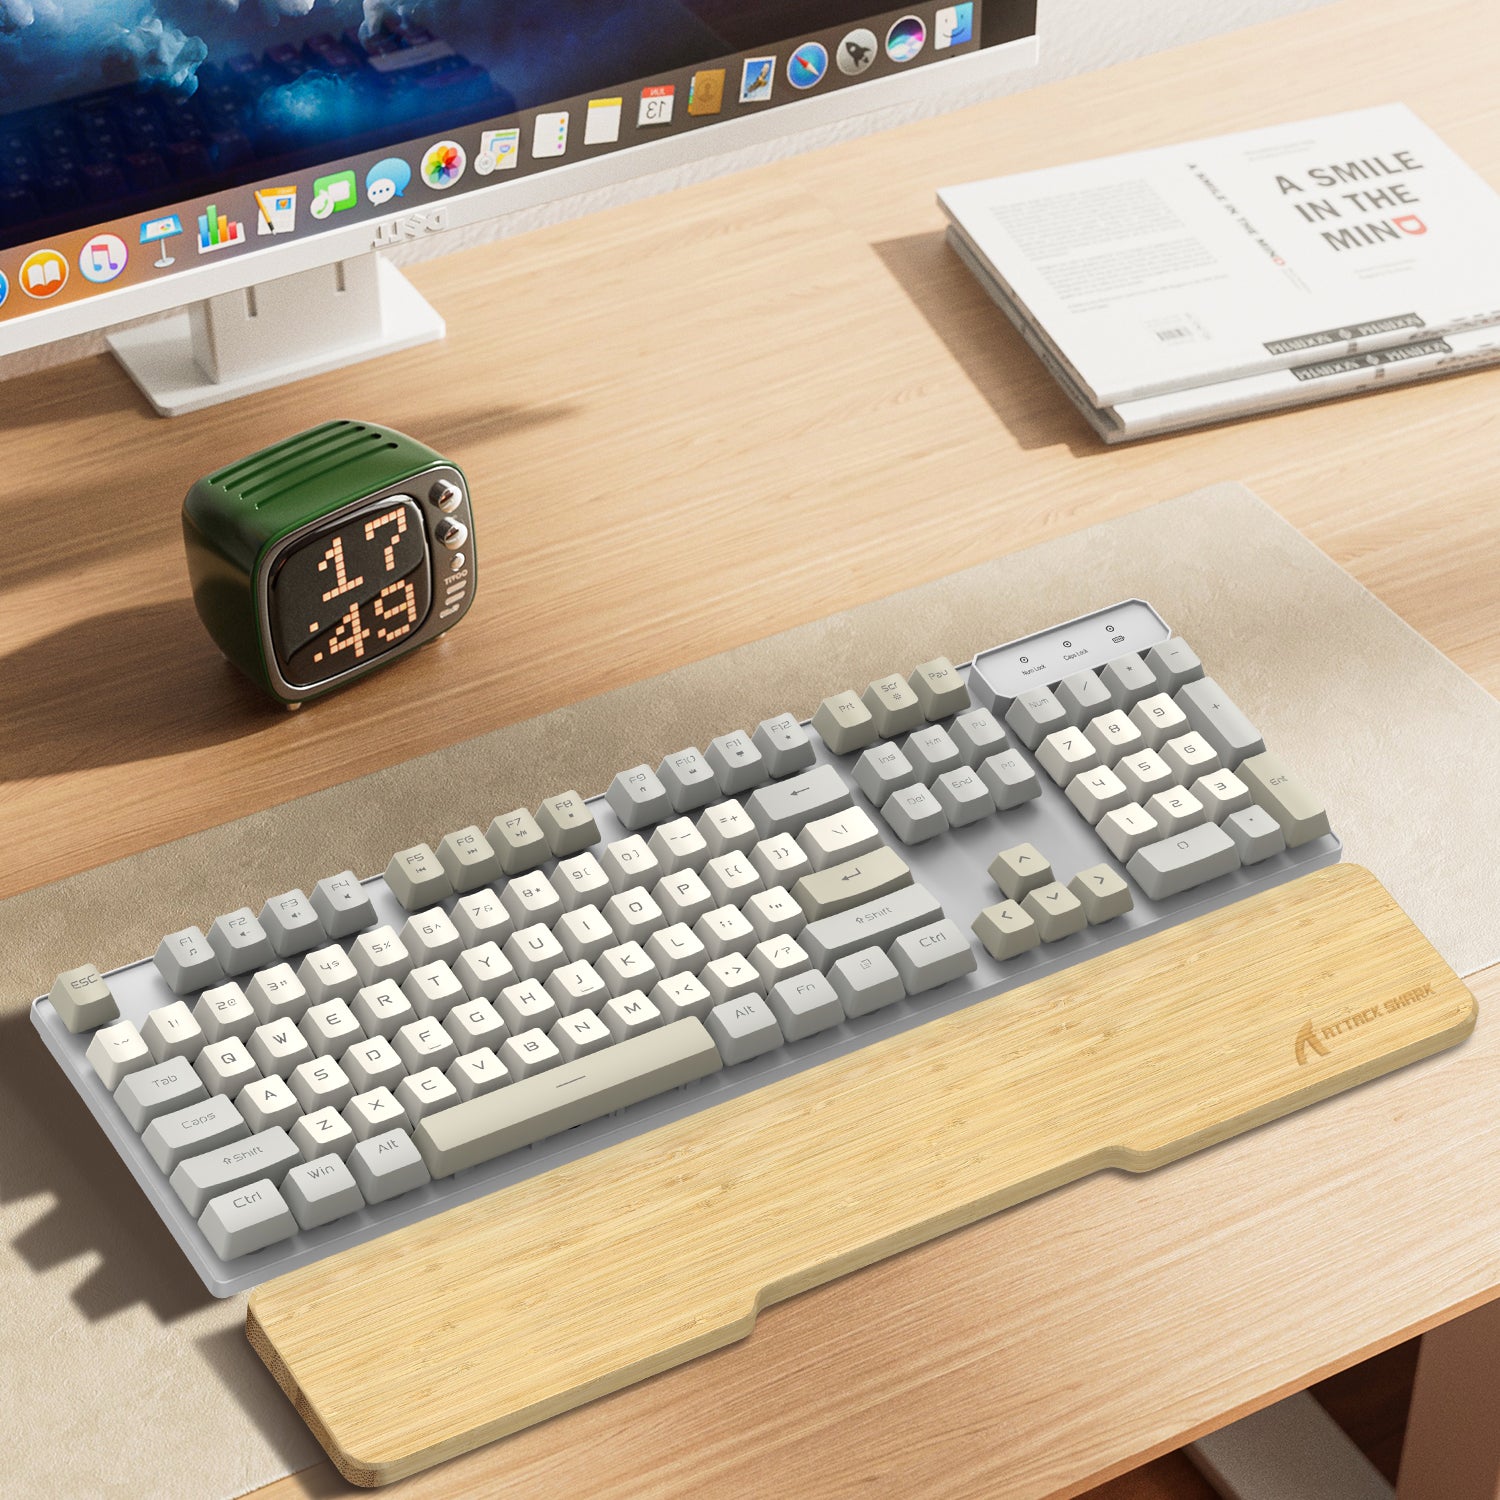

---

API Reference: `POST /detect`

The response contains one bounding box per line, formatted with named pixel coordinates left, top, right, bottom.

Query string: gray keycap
left=207, top=909, right=275, bottom=976
left=1021, top=883, right=1088, bottom=942
left=487, top=808, right=550, bottom=875
left=436, top=826, right=502, bottom=892
left=972, top=900, right=1040, bottom=960
left=706, top=731, right=768, bottom=794
left=1069, top=864, right=1134, bottom=923
left=1099, top=653, right=1158, bottom=709
left=259, top=889, right=327, bottom=957
left=198, top=1179, right=297, bottom=1261
left=933, top=767, right=993, bottom=827
left=537, top=791, right=599, bottom=856
left=1127, top=823, right=1241, bottom=900
left=310, top=872, right=375, bottom=939
left=142, top=1095, right=248, bottom=1172
left=978, top=749, right=1042, bottom=810
left=989, top=842, right=1052, bottom=900
left=753, top=714, right=816, bottom=778
left=49, top=964, right=117, bottom=1034
left=881, top=783, right=949, bottom=845
left=657, top=749, right=718, bottom=814
left=889, top=919, right=977, bottom=994
left=706, top=995, right=783, bottom=1065
left=908, top=657, right=969, bottom=719
left=416, top=1019, right=723, bottom=1176
left=282, top=1155, right=365, bottom=1231
left=853, top=742, right=917, bottom=804
left=904, top=724, right=962, bottom=781
left=453, top=888, right=513, bottom=948
left=1177, top=678, right=1265, bottom=769
left=766, top=971, right=844, bottom=1041
left=829, top=946, right=905, bottom=1018
left=607, top=764, right=673, bottom=829
left=86, top=1020, right=152, bottom=1090
left=792, top=846, right=912, bottom=921
left=1055, top=670, right=1112, bottom=726
left=194, top=981, right=257, bottom=1043
left=299, top=944, right=360, bottom=1006
left=386, top=844, right=453, bottom=910
left=170, top=1126, right=300, bottom=1215
left=744, top=763, right=853, bottom=838
left=1239, top=751, right=1332, bottom=848
left=1224, top=804, right=1288, bottom=864
left=114, top=1059, right=208, bottom=1131
left=1004, top=686, right=1068, bottom=749
left=154, top=927, right=225, bottom=995
left=1145, top=637, right=1204, bottom=692
left=811, top=691, right=877, bottom=755
left=802, top=884, right=944, bottom=968
left=351, top=926, right=411, bottom=986
left=401, top=910, right=463, bottom=969
left=949, top=707, right=1007, bottom=766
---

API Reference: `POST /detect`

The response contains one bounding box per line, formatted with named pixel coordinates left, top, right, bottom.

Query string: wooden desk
left=2, top=0, right=1496, bottom=1494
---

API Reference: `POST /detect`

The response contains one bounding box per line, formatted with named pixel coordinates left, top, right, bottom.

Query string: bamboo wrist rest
left=247, top=863, right=1477, bottom=1487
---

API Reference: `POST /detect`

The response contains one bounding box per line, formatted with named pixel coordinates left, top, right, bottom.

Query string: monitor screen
left=0, top=1, right=1034, bottom=327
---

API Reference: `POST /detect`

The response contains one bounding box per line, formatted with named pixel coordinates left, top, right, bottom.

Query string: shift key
left=170, top=1127, right=301, bottom=1216
left=801, top=884, right=944, bottom=967
left=793, top=846, right=912, bottom=920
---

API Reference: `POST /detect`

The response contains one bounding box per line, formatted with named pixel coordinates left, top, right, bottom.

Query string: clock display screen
left=268, top=499, right=432, bottom=688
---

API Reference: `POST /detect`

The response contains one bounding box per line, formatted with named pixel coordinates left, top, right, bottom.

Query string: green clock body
left=182, top=420, right=476, bottom=704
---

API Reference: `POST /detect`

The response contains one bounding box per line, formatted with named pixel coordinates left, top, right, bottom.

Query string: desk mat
left=2, top=482, right=1496, bottom=1500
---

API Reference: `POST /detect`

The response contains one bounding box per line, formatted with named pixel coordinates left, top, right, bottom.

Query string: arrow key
left=988, top=843, right=1053, bottom=901
left=1067, top=864, right=1134, bottom=924
left=1020, top=882, right=1088, bottom=942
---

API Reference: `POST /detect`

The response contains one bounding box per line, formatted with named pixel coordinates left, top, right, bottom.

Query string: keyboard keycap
left=1004, top=686, right=1067, bottom=749
left=989, top=843, right=1052, bottom=900
left=1145, top=637, right=1204, bottom=692
left=436, top=826, right=502, bottom=892
left=299, top=944, right=360, bottom=1006
left=1116, top=748, right=1173, bottom=803
left=1192, top=769, right=1252, bottom=821
left=142, top=1095, right=248, bottom=1173
left=812, top=690, right=877, bottom=755
left=753, top=713, right=816, bottom=778
left=1084, top=709, right=1144, bottom=766
left=706, top=994, right=783, bottom=1064
left=1145, top=785, right=1205, bottom=838
left=744, top=764, right=853, bottom=838
left=949, top=707, right=1007, bottom=766
left=706, top=730, right=768, bottom=794
left=259, top=889, right=327, bottom=957
left=801, top=884, right=944, bottom=968
left=237, top=1076, right=300, bottom=1133
left=881, top=783, right=948, bottom=845
left=800, top=806, right=882, bottom=870
left=1239, top=752, right=1332, bottom=848
left=487, top=809, right=550, bottom=874
left=978, top=749, right=1041, bottom=809
left=154, top=927, right=225, bottom=995
left=792, top=845, right=911, bottom=921
left=648, top=817, right=711, bottom=873
left=309, top=873, right=373, bottom=939
left=1066, top=766, right=1129, bottom=824
left=49, top=964, right=117, bottom=1034
left=607, top=765, right=672, bottom=830
left=198, top=1179, right=297, bottom=1260
left=863, top=674, right=923, bottom=737
left=853, top=742, right=917, bottom=805
left=600, top=991, right=662, bottom=1041
left=1021, top=883, right=1088, bottom=942
left=1127, top=823, right=1241, bottom=899
left=282, top=1155, right=364, bottom=1230
left=87, top=1020, right=152, bottom=1090
left=658, top=749, right=718, bottom=813
left=386, top=844, right=452, bottom=911
left=1055, top=670, right=1112, bottom=726
left=933, top=767, right=994, bottom=827
left=170, top=1126, right=300, bottom=1215
left=1069, top=865, right=1134, bottom=923
left=829, top=946, right=905, bottom=1017
left=699, top=800, right=758, bottom=857
left=401, top=909, right=463, bottom=969
left=767, top=971, right=844, bottom=1040
left=536, top=791, right=599, bottom=857
left=1096, top=802, right=1160, bottom=862
left=416, top=1019, right=723, bottom=1176
left=246, top=964, right=309, bottom=1024
left=904, top=724, right=962, bottom=781
left=1161, top=731, right=1222, bottom=785
left=972, top=900, right=1039, bottom=960
left=207, top=909, right=275, bottom=976
left=142, top=1001, right=204, bottom=1063
left=1130, top=693, right=1189, bottom=750
left=1099, top=653, right=1158, bottom=709
left=349, top=1129, right=431, bottom=1204
left=1223, top=805, right=1287, bottom=864
left=890, top=919, right=977, bottom=994
left=908, top=656, right=969, bottom=719
left=193, top=982, right=257, bottom=1044
left=195, top=1037, right=260, bottom=1096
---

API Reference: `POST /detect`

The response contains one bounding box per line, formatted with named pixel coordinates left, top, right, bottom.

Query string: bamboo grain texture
left=247, top=864, right=1476, bottom=1486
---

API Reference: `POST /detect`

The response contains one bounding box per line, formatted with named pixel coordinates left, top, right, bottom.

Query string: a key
left=1176, top=678, right=1266, bottom=768
left=1068, top=865, right=1134, bottom=923
left=142, top=1095, right=248, bottom=1173
left=606, top=765, right=673, bottom=830
left=744, top=886, right=806, bottom=941
left=1161, top=731, right=1222, bottom=785
left=753, top=714, right=816, bottom=778
left=1130, top=693, right=1189, bottom=749
left=699, top=799, right=758, bottom=857
left=448, top=1048, right=510, bottom=1102
left=657, top=749, right=719, bottom=814
left=1223, top=805, right=1287, bottom=864
left=648, top=817, right=711, bottom=873
left=350, top=925, right=411, bottom=986
left=552, top=1009, right=615, bottom=1061
left=545, top=957, right=609, bottom=1017
left=933, top=766, right=995, bottom=827
left=1004, top=686, right=1068, bottom=750
left=351, top=980, right=415, bottom=1040
left=744, top=764, right=852, bottom=839
left=1099, top=653, right=1158, bottom=709
left=194, top=1037, right=260, bottom=1096
left=1097, top=802, right=1161, bottom=862
left=1127, top=823, right=1241, bottom=899
left=444, top=997, right=507, bottom=1053
left=829, top=946, right=905, bottom=1018
left=812, top=690, right=878, bottom=755
left=599, top=835, right=661, bottom=893
left=801, top=884, right=944, bottom=968
left=386, top=844, right=452, bottom=911
left=1084, top=710, right=1144, bottom=766
left=193, top=982, right=257, bottom=1044
left=1066, top=766, right=1129, bottom=825
left=555, top=907, right=614, bottom=965
left=294, top=1105, right=358, bottom=1159
left=290, top=1056, right=355, bottom=1114
left=1116, top=749, right=1173, bottom=803
left=142, top=1001, right=204, bottom=1063
left=49, top=964, right=118, bottom=1034
left=394, top=1016, right=460, bottom=1075
left=749, top=935, right=810, bottom=989
left=246, top=964, right=309, bottom=1024
left=1192, top=769, right=1252, bottom=822
left=487, top=808, right=550, bottom=875
left=341, top=1088, right=410, bottom=1144
left=792, top=846, right=911, bottom=921
left=237, top=1076, right=300, bottom=1133
left=601, top=991, right=663, bottom=1041
left=343, top=1035, right=406, bottom=1094
left=206, top=909, right=275, bottom=976
left=749, top=832, right=813, bottom=889
left=1239, top=752, right=1332, bottom=848
left=604, top=886, right=669, bottom=942
left=651, top=971, right=714, bottom=1023
left=402, top=959, right=465, bottom=1019
left=259, top=889, right=327, bottom=958
left=707, top=730, right=768, bottom=794
left=502, top=870, right=565, bottom=927
left=881, top=783, right=949, bottom=845
left=989, top=843, right=1052, bottom=900
left=1037, top=726, right=1100, bottom=785
left=978, top=749, right=1041, bottom=809
left=1145, top=786, right=1205, bottom=838
left=694, top=906, right=757, bottom=960
left=154, top=927, right=224, bottom=996
left=348, top=1129, right=431, bottom=1205
left=436, top=826, right=502, bottom=893
left=418, top=1019, right=723, bottom=1176
left=972, top=900, right=1040, bottom=960
left=909, top=657, right=969, bottom=719
left=707, top=994, right=783, bottom=1064
left=170, top=1126, right=300, bottom=1215
left=1055, top=670, right=1113, bottom=726
left=703, top=853, right=763, bottom=907
left=453, top=942, right=516, bottom=1000
left=504, top=922, right=566, bottom=983
left=537, top=791, right=599, bottom=857
left=300, top=998, right=364, bottom=1056
left=551, top=853, right=611, bottom=912
left=298, top=943, right=360, bottom=1006
left=1021, top=883, right=1088, bottom=942
left=890, top=919, right=977, bottom=994
left=248, top=1020, right=314, bottom=1080
left=310, top=873, right=374, bottom=940
left=198, top=1179, right=297, bottom=1261
left=282, top=1155, right=364, bottom=1230
left=645, top=923, right=707, bottom=978
left=949, top=707, right=1007, bottom=766
left=853, top=742, right=918, bottom=805
left=799, top=806, right=882, bottom=870
left=400, top=913, right=465, bottom=976
left=395, top=1068, right=460, bottom=1124
left=904, top=724, right=962, bottom=781
left=863, top=674, right=923, bottom=737
left=453, top=887, right=514, bottom=947
left=1145, top=637, right=1204, bottom=692
left=767, top=971, right=844, bottom=1040
left=598, top=942, right=659, bottom=997
left=498, top=1027, right=563, bottom=1081
left=86, top=1020, right=152, bottom=1090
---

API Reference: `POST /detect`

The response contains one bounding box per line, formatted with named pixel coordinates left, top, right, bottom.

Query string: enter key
left=792, top=846, right=913, bottom=920
left=1239, top=751, right=1332, bottom=848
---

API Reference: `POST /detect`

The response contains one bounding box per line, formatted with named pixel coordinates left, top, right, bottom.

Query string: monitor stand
left=106, top=253, right=444, bottom=417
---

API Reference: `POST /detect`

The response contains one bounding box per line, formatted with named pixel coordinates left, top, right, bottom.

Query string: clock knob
left=430, top=479, right=464, bottom=514
left=434, top=517, right=468, bottom=551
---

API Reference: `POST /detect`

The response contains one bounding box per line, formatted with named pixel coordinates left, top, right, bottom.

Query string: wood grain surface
left=247, top=865, right=1476, bottom=1487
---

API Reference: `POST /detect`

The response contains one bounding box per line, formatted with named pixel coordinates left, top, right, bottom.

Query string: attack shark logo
left=1294, top=982, right=1435, bottom=1065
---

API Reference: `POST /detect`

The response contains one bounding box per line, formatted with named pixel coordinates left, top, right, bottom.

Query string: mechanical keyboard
left=31, top=598, right=1339, bottom=1297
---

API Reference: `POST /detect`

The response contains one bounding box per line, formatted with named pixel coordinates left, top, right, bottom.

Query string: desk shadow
left=197, top=1324, right=329, bottom=1480
left=0, top=1010, right=217, bottom=1323
left=0, top=353, right=154, bottom=433
left=872, top=231, right=1104, bottom=456
left=0, top=598, right=278, bottom=782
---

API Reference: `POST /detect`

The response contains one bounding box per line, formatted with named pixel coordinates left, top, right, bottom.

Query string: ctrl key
left=199, top=1180, right=297, bottom=1261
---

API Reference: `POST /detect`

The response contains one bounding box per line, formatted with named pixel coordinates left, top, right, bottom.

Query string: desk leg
left=1397, top=1298, right=1500, bottom=1500
left=1186, top=1392, right=1393, bottom=1500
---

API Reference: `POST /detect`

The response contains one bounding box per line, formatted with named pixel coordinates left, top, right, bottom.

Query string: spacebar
left=413, top=1019, right=724, bottom=1178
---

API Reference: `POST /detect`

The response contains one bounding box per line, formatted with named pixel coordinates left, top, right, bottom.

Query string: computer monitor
left=0, top=2, right=1037, bottom=414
